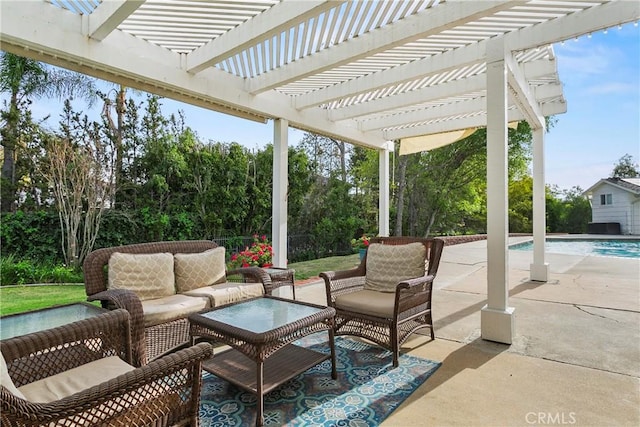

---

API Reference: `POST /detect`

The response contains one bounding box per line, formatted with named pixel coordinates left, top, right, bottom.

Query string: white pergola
left=1, top=0, right=637, bottom=343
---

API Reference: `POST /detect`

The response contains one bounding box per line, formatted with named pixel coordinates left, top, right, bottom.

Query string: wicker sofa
left=0, top=309, right=212, bottom=426
left=83, top=240, right=276, bottom=365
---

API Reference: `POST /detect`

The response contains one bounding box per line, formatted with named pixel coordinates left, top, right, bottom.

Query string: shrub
left=0, top=255, right=82, bottom=286
left=227, top=234, right=273, bottom=269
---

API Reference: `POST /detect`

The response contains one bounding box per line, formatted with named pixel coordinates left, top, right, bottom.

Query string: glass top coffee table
left=189, top=296, right=336, bottom=426
left=0, top=302, right=107, bottom=340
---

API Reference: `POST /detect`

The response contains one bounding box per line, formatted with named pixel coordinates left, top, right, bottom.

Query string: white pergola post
left=378, top=145, right=391, bottom=237
left=531, top=127, right=549, bottom=281
left=481, top=38, right=514, bottom=344
left=272, top=119, right=288, bottom=268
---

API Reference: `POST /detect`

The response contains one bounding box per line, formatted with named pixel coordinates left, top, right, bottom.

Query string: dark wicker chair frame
left=321, top=236, right=445, bottom=367
left=83, top=240, right=273, bottom=365
left=1, top=309, right=213, bottom=427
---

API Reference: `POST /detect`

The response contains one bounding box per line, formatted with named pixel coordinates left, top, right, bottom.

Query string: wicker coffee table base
left=202, top=343, right=331, bottom=394
left=189, top=297, right=336, bottom=426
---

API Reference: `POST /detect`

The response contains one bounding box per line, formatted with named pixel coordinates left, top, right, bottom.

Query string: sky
left=24, top=22, right=640, bottom=193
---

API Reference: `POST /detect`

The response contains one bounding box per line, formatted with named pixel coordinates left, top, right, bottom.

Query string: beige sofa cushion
left=364, top=242, right=426, bottom=292
left=184, top=281, right=264, bottom=307
left=141, top=294, right=210, bottom=327
left=174, top=247, right=226, bottom=293
left=1, top=352, right=26, bottom=399
left=108, top=252, right=175, bottom=301
left=18, top=356, right=134, bottom=403
left=334, top=289, right=395, bottom=318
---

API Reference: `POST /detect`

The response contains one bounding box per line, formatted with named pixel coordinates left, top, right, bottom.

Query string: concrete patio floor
left=293, top=237, right=640, bottom=426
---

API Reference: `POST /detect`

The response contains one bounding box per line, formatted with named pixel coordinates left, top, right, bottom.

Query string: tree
left=611, top=154, right=639, bottom=178
left=0, top=52, right=97, bottom=212
left=298, top=132, right=349, bottom=182
left=509, top=176, right=533, bottom=233
left=42, top=101, right=115, bottom=268
left=560, top=187, right=591, bottom=233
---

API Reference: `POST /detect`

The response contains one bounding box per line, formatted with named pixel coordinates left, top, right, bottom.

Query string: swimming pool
left=509, top=238, right=640, bottom=259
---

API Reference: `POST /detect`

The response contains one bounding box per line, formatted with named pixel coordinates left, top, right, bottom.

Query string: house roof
left=1, top=1, right=637, bottom=150
left=584, top=178, right=640, bottom=196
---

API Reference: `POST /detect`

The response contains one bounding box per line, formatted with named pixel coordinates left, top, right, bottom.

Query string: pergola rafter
left=2, top=0, right=637, bottom=148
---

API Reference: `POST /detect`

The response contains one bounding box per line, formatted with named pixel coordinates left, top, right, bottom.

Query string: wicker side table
left=263, top=267, right=296, bottom=300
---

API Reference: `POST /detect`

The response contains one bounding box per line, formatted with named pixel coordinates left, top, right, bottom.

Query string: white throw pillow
left=364, top=242, right=426, bottom=292
left=174, top=247, right=226, bottom=292
left=108, top=252, right=175, bottom=300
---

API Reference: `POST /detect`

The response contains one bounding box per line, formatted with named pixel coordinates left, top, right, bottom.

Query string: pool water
left=510, top=239, right=640, bottom=259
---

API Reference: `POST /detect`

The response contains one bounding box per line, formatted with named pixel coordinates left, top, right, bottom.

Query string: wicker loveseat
left=0, top=309, right=212, bottom=426
left=83, top=240, right=275, bottom=365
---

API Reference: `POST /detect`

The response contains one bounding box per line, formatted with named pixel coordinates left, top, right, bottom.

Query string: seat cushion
left=183, top=281, right=264, bottom=307
left=1, top=351, right=26, bottom=399
left=174, top=247, right=226, bottom=293
left=334, top=289, right=396, bottom=318
left=108, top=252, right=175, bottom=301
left=364, top=242, right=426, bottom=292
left=141, top=294, right=210, bottom=327
left=18, top=356, right=135, bottom=403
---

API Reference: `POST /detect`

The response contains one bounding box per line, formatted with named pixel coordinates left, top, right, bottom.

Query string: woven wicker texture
left=321, top=237, right=444, bottom=367
left=0, top=309, right=213, bottom=426
left=83, top=240, right=274, bottom=365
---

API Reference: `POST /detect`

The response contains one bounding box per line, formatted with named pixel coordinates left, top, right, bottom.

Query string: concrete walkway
left=292, top=238, right=640, bottom=426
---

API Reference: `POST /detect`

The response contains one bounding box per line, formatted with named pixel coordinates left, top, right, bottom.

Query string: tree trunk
left=424, top=208, right=438, bottom=238
left=102, top=85, right=126, bottom=209
left=0, top=91, right=19, bottom=212
left=332, top=139, right=347, bottom=182
left=114, top=86, right=126, bottom=208
left=408, top=178, right=418, bottom=236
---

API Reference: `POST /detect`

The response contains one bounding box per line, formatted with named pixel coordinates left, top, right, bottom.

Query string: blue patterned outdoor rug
left=198, top=334, right=441, bottom=426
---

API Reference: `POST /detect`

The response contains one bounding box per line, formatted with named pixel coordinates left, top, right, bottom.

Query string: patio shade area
left=1, top=0, right=639, bottom=344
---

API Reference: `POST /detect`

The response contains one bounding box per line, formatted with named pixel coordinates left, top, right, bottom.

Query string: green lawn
left=0, top=254, right=361, bottom=316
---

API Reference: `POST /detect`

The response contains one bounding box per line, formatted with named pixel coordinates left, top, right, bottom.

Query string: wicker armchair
left=0, top=309, right=213, bottom=427
left=83, top=240, right=273, bottom=365
left=321, top=236, right=444, bottom=367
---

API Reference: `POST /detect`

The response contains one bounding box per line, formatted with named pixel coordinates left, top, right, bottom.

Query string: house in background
left=583, top=178, right=640, bottom=235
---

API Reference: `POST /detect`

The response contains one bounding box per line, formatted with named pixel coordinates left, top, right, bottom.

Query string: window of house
left=600, top=193, right=613, bottom=205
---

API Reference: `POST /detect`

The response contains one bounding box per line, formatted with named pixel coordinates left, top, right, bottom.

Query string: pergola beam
left=294, top=0, right=635, bottom=113
left=506, top=0, right=639, bottom=51
left=383, top=99, right=565, bottom=140
left=360, top=97, right=489, bottom=132
left=505, top=53, right=545, bottom=130
left=293, top=35, right=485, bottom=110
left=186, top=0, right=339, bottom=74
left=330, top=74, right=487, bottom=122
left=86, top=0, right=144, bottom=41
left=0, top=0, right=386, bottom=149
left=331, top=57, right=555, bottom=123
left=249, top=0, right=520, bottom=94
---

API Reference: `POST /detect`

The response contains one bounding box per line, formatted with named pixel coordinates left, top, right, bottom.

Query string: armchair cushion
left=334, top=289, right=395, bottom=318
left=141, top=294, right=210, bottom=327
left=364, top=242, right=426, bottom=292
left=18, top=356, right=135, bottom=403
left=1, top=353, right=25, bottom=399
left=174, top=247, right=226, bottom=292
left=184, top=281, right=264, bottom=307
left=108, top=252, right=175, bottom=301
